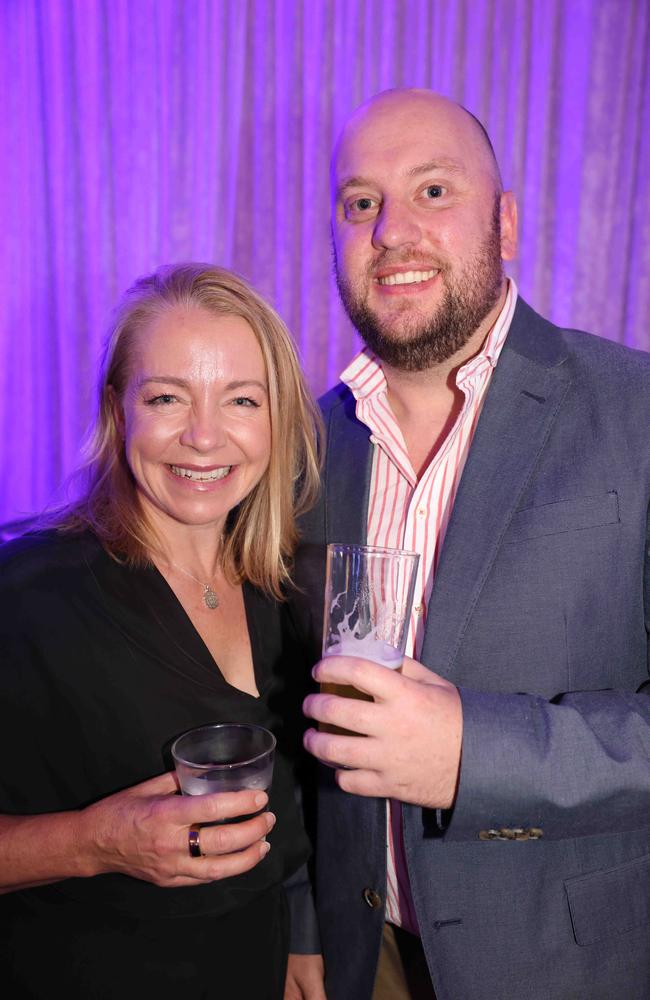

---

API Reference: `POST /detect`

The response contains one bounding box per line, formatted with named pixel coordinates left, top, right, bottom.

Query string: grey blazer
left=297, top=297, right=650, bottom=1000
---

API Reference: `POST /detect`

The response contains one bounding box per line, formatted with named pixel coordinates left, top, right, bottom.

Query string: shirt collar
left=341, top=278, right=518, bottom=400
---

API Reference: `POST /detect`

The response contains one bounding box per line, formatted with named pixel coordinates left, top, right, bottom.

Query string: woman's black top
left=0, top=529, right=311, bottom=923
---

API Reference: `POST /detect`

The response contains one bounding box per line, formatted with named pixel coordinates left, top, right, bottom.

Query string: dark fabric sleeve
left=284, top=861, right=321, bottom=953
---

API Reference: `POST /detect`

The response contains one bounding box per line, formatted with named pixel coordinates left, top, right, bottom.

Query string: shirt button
left=362, top=888, right=382, bottom=910
left=413, top=605, right=423, bottom=616
left=417, top=507, right=426, bottom=517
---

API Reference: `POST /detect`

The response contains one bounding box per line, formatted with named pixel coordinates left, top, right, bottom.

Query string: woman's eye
left=145, top=393, right=177, bottom=406
left=424, top=185, right=444, bottom=200
left=232, top=396, right=259, bottom=408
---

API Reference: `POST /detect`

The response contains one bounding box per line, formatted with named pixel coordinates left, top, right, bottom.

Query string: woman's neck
left=141, top=503, right=226, bottom=581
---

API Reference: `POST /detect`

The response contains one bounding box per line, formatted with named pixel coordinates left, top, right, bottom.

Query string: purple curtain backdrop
left=1, top=0, right=649, bottom=524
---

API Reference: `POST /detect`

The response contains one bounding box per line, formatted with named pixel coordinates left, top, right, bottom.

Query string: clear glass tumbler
left=171, top=723, right=276, bottom=817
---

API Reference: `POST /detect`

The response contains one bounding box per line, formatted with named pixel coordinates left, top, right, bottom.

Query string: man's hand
left=284, top=953, right=327, bottom=999
left=303, top=656, right=462, bottom=808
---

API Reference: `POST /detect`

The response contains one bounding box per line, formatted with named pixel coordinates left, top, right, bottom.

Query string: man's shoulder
left=556, top=326, right=650, bottom=404
left=510, top=297, right=650, bottom=380
left=562, top=325, right=650, bottom=372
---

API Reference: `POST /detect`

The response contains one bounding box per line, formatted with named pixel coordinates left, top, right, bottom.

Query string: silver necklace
left=164, top=561, right=220, bottom=610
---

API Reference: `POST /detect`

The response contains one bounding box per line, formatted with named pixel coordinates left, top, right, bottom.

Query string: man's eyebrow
left=407, top=159, right=464, bottom=177
left=337, top=160, right=464, bottom=195
left=337, top=176, right=375, bottom=195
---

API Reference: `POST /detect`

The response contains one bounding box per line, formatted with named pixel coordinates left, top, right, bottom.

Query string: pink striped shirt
left=339, top=280, right=517, bottom=933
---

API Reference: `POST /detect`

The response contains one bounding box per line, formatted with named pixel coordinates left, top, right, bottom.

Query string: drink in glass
left=171, top=723, right=275, bottom=820
left=320, top=543, right=419, bottom=735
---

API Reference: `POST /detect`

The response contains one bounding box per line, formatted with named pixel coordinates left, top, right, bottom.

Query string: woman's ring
left=188, top=824, right=203, bottom=858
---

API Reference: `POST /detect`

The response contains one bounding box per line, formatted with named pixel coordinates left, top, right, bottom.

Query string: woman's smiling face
left=118, top=305, right=271, bottom=535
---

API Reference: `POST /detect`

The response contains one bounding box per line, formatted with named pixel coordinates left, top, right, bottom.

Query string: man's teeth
left=170, top=466, right=231, bottom=482
left=377, top=269, right=438, bottom=286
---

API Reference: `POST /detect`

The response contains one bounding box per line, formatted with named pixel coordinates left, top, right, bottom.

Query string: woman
left=0, top=264, right=324, bottom=998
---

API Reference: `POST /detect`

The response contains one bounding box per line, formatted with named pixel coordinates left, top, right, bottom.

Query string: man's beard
left=335, top=199, right=504, bottom=371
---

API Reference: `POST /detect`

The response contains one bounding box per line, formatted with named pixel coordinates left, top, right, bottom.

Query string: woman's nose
left=179, top=408, right=228, bottom=451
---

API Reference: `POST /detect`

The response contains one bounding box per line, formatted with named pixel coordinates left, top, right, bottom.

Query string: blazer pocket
left=507, top=491, right=620, bottom=543
left=565, top=852, right=650, bottom=947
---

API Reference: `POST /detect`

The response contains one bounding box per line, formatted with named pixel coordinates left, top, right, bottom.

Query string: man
left=298, top=88, right=650, bottom=1000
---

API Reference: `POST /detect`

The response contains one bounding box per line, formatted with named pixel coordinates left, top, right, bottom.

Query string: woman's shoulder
left=0, top=527, right=103, bottom=590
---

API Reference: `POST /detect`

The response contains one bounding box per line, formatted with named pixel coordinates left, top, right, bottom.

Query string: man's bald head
left=461, top=106, right=503, bottom=192
left=332, top=88, right=503, bottom=196
left=329, top=86, right=518, bottom=371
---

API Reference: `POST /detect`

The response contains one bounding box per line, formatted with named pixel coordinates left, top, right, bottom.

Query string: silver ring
left=188, top=824, right=203, bottom=858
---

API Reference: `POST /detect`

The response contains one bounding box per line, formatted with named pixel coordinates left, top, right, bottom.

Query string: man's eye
left=424, top=185, right=444, bottom=200
left=345, top=196, right=377, bottom=218
left=145, top=394, right=177, bottom=406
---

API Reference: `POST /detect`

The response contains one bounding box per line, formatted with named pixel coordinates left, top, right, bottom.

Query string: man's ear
left=499, top=191, right=518, bottom=262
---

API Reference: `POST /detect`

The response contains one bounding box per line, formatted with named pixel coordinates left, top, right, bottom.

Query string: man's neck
left=381, top=284, right=508, bottom=479
left=383, top=283, right=507, bottom=424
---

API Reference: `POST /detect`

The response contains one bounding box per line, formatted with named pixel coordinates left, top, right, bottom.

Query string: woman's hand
left=80, top=771, right=275, bottom=886
left=0, top=771, right=274, bottom=894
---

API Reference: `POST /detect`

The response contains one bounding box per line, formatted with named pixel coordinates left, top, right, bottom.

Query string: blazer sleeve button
left=362, top=888, right=383, bottom=910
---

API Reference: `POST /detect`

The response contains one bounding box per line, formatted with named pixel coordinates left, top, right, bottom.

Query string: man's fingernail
left=265, top=811, right=276, bottom=831
left=254, top=792, right=268, bottom=808
left=260, top=840, right=271, bottom=856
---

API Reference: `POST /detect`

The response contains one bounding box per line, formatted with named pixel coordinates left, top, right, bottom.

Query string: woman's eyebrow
left=137, top=375, right=189, bottom=388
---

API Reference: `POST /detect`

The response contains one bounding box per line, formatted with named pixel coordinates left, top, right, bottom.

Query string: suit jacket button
left=363, top=888, right=382, bottom=910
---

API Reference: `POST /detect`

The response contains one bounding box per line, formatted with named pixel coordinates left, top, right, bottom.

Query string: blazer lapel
left=420, top=299, right=572, bottom=676
left=324, top=391, right=373, bottom=546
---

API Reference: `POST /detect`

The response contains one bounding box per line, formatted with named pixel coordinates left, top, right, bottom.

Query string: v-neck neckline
left=149, top=564, right=264, bottom=699
left=84, top=537, right=270, bottom=701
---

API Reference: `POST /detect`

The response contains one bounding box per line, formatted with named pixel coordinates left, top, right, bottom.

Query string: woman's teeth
left=170, top=465, right=231, bottom=482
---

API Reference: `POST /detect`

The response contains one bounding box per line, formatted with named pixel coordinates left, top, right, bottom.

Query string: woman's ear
left=108, top=385, right=125, bottom=439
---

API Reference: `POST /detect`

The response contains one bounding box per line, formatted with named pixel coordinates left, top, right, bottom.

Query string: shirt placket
left=402, top=476, right=433, bottom=657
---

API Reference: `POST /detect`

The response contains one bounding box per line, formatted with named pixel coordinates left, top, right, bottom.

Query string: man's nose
left=372, top=199, right=422, bottom=251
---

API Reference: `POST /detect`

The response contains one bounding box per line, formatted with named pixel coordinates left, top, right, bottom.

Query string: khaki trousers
left=371, top=922, right=437, bottom=1000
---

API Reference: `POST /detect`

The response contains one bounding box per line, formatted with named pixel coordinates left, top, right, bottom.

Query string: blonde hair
left=59, top=263, right=322, bottom=598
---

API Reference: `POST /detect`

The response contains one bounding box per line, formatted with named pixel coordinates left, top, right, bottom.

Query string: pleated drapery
left=1, top=0, right=649, bottom=523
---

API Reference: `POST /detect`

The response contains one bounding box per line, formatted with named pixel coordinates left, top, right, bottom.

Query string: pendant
left=203, top=585, right=219, bottom=610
